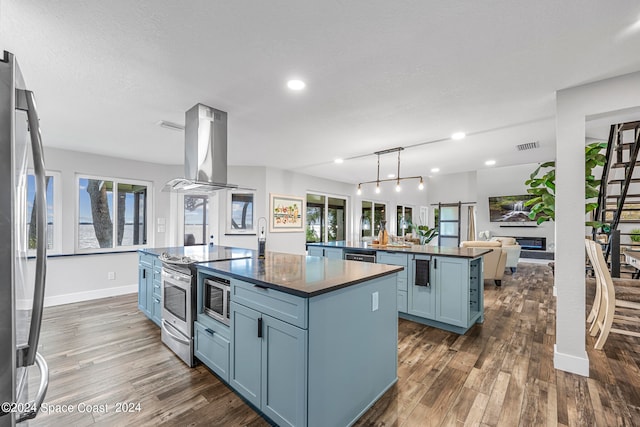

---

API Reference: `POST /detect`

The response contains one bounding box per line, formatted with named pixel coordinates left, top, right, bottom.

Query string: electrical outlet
left=108, top=272, right=115, bottom=280
left=372, top=291, right=379, bottom=311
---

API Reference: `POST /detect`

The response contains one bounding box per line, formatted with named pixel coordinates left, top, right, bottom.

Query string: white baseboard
left=44, top=284, right=138, bottom=307
left=554, top=344, right=589, bottom=376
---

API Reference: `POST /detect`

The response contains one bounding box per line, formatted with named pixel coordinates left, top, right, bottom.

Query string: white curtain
left=467, top=205, right=476, bottom=241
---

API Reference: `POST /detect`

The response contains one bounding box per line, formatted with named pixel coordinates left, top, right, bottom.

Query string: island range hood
left=163, top=103, right=239, bottom=193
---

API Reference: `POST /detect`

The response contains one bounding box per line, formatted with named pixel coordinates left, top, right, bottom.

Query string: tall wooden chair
left=585, top=239, right=640, bottom=350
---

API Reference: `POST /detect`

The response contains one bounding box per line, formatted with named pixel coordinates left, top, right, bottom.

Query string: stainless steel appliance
left=203, top=276, right=231, bottom=326
left=160, top=255, right=196, bottom=367
left=163, top=104, right=241, bottom=193
left=344, top=252, right=376, bottom=263
left=0, top=51, right=49, bottom=426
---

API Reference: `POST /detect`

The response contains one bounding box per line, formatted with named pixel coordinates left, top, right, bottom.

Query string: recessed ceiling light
left=485, top=160, right=496, bottom=166
left=451, top=132, right=466, bottom=140
left=430, top=168, right=440, bottom=173
left=287, top=79, right=306, bottom=90
left=387, top=173, right=395, bottom=178
left=334, top=158, right=344, bottom=164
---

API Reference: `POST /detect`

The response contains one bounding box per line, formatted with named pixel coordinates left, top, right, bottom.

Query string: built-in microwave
left=204, top=276, right=231, bottom=326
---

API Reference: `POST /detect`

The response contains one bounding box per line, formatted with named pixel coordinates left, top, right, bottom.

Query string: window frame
left=183, top=194, right=209, bottom=245
left=226, top=190, right=256, bottom=235
left=306, top=191, right=349, bottom=243
left=396, top=204, right=414, bottom=236
left=75, top=173, right=153, bottom=253
left=360, top=200, right=387, bottom=239
left=27, top=169, right=62, bottom=255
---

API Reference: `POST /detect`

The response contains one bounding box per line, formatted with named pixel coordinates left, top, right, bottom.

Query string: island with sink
left=307, top=241, right=492, bottom=335
left=138, top=246, right=402, bottom=427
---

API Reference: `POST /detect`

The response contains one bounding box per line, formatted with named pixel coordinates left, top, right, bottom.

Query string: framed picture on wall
left=269, top=193, right=305, bottom=233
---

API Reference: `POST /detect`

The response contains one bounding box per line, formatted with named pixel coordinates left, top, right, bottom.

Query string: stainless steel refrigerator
left=0, top=51, right=49, bottom=426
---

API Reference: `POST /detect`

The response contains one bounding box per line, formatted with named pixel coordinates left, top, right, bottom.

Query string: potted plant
left=417, top=225, right=438, bottom=245
left=631, top=228, right=640, bottom=243
left=524, top=141, right=607, bottom=228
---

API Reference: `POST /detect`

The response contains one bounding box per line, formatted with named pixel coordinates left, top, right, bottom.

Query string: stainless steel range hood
left=163, top=104, right=239, bottom=193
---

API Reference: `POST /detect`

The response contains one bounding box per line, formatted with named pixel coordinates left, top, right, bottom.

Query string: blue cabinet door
left=433, top=256, right=468, bottom=327
left=230, top=302, right=262, bottom=408
left=194, top=321, right=231, bottom=382
left=261, top=315, right=308, bottom=427
left=408, top=255, right=435, bottom=319
left=324, top=248, right=343, bottom=260
left=376, top=251, right=408, bottom=291
left=138, top=264, right=149, bottom=313
left=307, top=246, right=324, bottom=257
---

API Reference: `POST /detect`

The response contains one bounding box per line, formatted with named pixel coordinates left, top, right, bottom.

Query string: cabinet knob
left=205, top=328, right=214, bottom=335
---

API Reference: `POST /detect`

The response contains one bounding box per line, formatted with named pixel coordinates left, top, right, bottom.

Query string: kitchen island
left=194, top=252, right=402, bottom=427
left=307, top=241, right=492, bottom=334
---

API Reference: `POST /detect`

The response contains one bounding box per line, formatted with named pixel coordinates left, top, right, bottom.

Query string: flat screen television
left=488, top=194, right=538, bottom=223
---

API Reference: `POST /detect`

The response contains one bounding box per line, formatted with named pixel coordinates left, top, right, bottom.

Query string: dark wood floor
left=27, top=262, right=640, bottom=426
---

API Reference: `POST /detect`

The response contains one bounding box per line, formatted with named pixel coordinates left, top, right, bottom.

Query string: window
left=26, top=171, right=61, bottom=254
left=397, top=205, right=413, bottom=236
left=226, top=191, right=255, bottom=234
left=77, top=175, right=150, bottom=251
left=184, top=195, right=208, bottom=245
left=361, top=201, right=386, bottom=239
left=306, top=193, right=347, bottom=243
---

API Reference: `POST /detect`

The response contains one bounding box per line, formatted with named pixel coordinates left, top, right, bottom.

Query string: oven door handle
left=161, top=320, right=190, bottom=345
left=162, top=269, right=191, bottom=284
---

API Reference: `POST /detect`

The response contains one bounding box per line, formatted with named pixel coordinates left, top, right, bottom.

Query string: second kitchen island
left=194, top=252, right=402, bottom=427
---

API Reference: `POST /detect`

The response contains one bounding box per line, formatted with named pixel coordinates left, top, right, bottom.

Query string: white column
left=555, top=70, right=640, bottom=376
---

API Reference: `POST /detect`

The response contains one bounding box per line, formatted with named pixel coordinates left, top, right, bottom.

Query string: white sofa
left=459, top=240, right=507, bottom=286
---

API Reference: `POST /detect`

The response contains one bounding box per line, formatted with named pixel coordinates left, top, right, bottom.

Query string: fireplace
left=514, top=236, right=546, bottom=251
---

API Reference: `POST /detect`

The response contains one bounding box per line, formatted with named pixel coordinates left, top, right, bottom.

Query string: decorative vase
left=378, top=220, right=388, bottom=245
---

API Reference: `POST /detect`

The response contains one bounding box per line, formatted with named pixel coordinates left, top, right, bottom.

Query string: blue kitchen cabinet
left=194, top=320, right=231, bottom=382
left=324, top=248, right=344, bottom=260
left=377, top=251, right=409, bottom=313
left=433, top=256, right=468, bottom=327
left=407, top=254, right=435, bottom=319
left=307, top=245, right=343, bottom=260
left=138, top=252, right=161, bottom=327
left=151, top=256, right=162, bottom=326
left=230, top=299, right=307, bottom=427
left=230, top=302, right=262, bottom=408
left=306, top=246, right=324, bottom=257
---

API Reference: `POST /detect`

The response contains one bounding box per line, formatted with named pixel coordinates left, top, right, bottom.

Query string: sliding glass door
left=306, top=193, right=347, bottom=243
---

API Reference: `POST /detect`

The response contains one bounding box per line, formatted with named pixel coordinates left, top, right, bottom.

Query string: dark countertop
left=197, top=252, right=403, bottom=298
left=139, top=245, right=255, bottom=263
left=307, top=241, right=492, bottom=258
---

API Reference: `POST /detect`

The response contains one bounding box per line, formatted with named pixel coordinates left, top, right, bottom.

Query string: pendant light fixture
left=356, top=147, right=424, bottom=194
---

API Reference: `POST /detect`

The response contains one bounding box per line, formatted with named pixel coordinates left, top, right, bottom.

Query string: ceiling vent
left=516, top=141, right=540, bottom=151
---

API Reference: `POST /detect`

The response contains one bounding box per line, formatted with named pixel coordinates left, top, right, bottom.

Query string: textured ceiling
left=2, top=1, right=640, bottom=184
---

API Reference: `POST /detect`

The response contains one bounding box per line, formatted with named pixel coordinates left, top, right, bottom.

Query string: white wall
left=555, top=70, right=640, bottom=377
left=426, top=166, right=555, bottom=247
left=29, top=147, right=181, bottom=306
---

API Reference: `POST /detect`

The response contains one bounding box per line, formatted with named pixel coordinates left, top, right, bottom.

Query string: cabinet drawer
left=397, top=290, right=407, bottom=313
left=152, top=296, right=162, bottom=326
left=152, top=282, right=161, bottom=298
left=139, top=253, right=154, bottom=268
left=377, top=251, right=409, bottom=267
left=194, top=321, right=230, bottom=382
left=324, top=248, right=343, bottom=260
left=231, top=280, right=308, bottom=329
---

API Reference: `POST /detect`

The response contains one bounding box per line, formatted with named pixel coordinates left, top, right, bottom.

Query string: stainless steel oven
left=204, top=276, right=231, bottom=326
left=161, top=263, right=195, bottom=367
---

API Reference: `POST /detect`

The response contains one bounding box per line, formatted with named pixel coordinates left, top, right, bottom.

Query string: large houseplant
left=524, top=141, right=607, bottom=227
